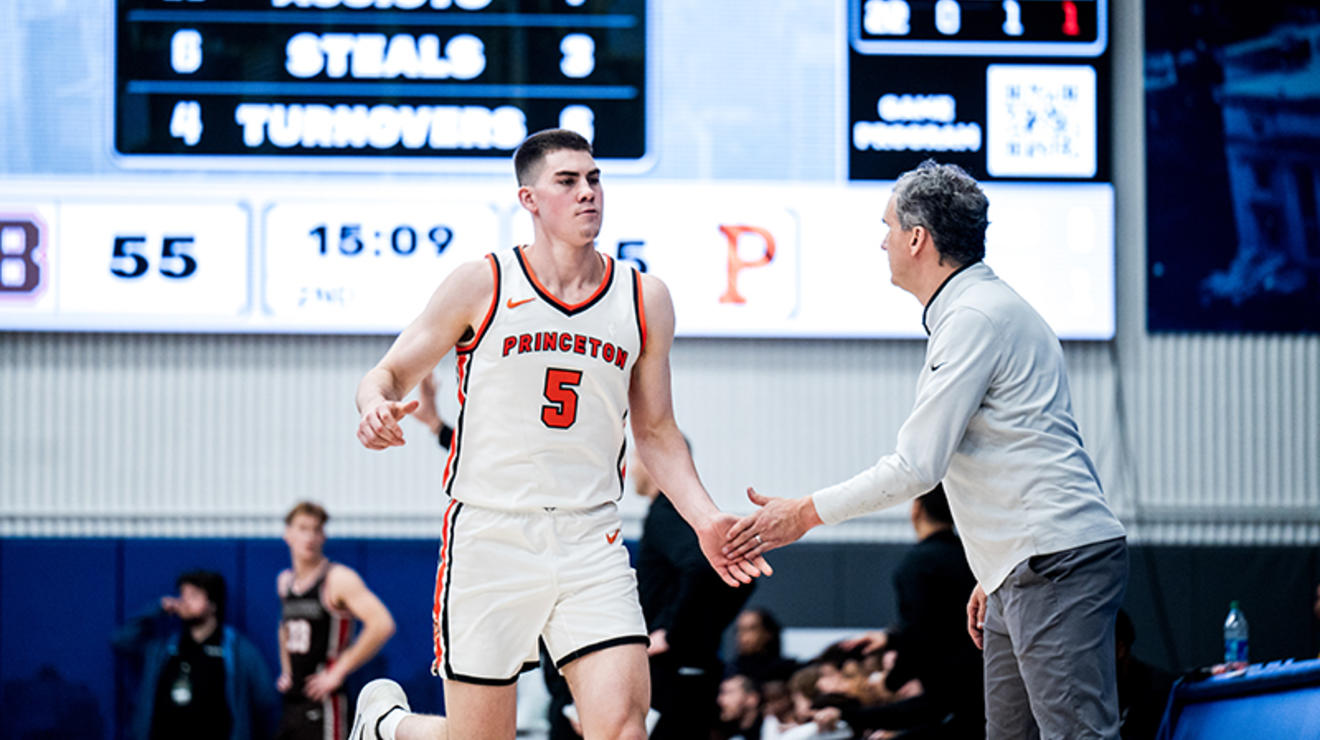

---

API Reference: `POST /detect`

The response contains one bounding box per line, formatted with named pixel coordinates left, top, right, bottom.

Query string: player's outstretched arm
left=355, top=257, right=494, bottom=450
left=302, top=564, right=396, bottom=700
left=627, top=273, right=771, bottom=587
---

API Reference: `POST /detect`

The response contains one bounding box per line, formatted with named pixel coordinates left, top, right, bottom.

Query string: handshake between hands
left=698, top=486, right=825, bottom=589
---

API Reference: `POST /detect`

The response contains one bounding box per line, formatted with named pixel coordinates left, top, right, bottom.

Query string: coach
left=725, top=160, right=1129, bottom=739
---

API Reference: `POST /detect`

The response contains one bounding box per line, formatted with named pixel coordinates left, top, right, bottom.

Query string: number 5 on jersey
left=542, top=368, right=582, bottom=429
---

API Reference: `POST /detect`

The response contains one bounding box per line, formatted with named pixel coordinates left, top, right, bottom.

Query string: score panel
left=261, top=199, right=498, bottom=330
left=852, top=0, right=1106, bottom=55
left=114, top=0, right=647, bottom=165
left=847, top=0, right=1109, bottom=181
left=0, top=179, right=1114, bottom=339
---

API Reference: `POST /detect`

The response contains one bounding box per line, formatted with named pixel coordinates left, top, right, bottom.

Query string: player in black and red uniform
left=277, top=501, right=395, bottom=740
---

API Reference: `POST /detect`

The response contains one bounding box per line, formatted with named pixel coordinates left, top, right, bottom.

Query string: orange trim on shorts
left=456, top=253, right=500, bottom=353
left=432, top=498, right=460, bottom=675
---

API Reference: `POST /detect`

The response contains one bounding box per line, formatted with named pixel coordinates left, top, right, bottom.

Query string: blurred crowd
left=712, top=607, right=978, bottom=740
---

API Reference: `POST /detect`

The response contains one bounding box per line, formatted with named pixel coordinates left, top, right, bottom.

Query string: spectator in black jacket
left=1115, top=610, right=1175, bottom=740
left=838, top=484, right=984, bottom=738
left=634, top=447, right=755, bottom=739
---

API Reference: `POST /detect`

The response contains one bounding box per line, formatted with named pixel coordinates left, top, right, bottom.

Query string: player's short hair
left=725, top=673, right=760, bottom=697
left=891, top=159, right=989, bottom=267
left=514, top=128, right=593, bottom=186
left=816, top=641, right=867, bottom=669
left=787, top=665, right=822, bottom=700
left=177, top=570, right=227, bottom=624
left=917, top=483, right=954, bottom=526
left=284, top=500, right=329, bottom=527
left=744, top=607, right=784, bottom=655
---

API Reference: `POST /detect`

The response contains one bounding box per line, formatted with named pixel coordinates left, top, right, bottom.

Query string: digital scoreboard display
left=849, top=0, right=1109, bottom=182
left=114, top=0, right=647, bottom=165
left=0, top=1, right=1115, bottom=339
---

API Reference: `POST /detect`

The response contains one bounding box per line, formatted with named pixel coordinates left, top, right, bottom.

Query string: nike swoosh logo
left=506, top=297, right=535, bottom=309
left=930, top=361, right=947, bottom=371
left=606, top=528, right=621, bottom=544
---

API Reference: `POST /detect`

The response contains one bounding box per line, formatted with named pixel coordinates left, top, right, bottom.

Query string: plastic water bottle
left=1223, top=600, right=1249, bottom=665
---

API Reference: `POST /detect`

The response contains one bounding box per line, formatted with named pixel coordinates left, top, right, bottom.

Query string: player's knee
left=580, top=704, right=647, bottom=740
left=616, top=726, right=647, bottom=740
left=595, top=720, right=646, bottom=740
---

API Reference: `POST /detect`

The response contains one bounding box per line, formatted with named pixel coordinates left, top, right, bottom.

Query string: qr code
left=986, top=65, right=1096, bottom=177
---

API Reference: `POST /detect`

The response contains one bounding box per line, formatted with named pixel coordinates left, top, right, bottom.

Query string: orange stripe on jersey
left=431, top=499, right=459, bottom=675
left=456, top=253, right=500, bottom=354
left=519, top=246, right=614, bottom=312
left=632, top=268, right=647, bottom=354
left=441, top=353, right=470, bottom=489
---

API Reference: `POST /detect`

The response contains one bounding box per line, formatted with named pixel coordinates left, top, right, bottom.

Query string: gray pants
left=983, top=537, right=1128, bottom=740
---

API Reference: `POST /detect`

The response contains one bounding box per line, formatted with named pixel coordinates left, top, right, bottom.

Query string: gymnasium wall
left=1, top=0, right=1319, bottom=736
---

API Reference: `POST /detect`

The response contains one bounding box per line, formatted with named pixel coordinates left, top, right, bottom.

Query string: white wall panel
left=2, top=325, right=1315, bottom=544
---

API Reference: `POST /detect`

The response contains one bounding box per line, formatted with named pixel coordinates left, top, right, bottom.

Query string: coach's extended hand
left=724, top=487, right=823, bottom=560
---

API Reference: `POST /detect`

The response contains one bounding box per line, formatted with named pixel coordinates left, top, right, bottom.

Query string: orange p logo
left=718, top=225, right=776, bottom=304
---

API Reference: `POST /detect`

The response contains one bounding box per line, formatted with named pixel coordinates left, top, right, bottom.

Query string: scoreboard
left=114, top=0, right=648, bottom=166
left=848, top=0, right=1109, bottom=181
left=0, top=0, right=1115, bottom=340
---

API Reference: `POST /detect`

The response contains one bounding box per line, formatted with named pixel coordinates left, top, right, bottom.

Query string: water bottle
left=1223, top=600, right=1249, bottom=665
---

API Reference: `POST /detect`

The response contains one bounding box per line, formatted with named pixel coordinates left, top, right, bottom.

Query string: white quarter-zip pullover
left=812, top=262, right=1125, bottom=593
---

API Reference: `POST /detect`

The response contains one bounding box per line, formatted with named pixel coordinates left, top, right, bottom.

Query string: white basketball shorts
left=430, top=499, right=648, bottom=684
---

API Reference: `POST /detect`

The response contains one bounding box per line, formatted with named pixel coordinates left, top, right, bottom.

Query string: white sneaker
left=350, top=678, right=411, bottom=740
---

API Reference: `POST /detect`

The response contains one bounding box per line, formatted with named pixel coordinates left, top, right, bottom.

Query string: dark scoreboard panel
left=848, top=0, right=1109, bottom=181
left=115, top=0, right=647, bottom=161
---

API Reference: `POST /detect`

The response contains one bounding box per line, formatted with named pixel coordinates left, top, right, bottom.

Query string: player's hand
left=160, top=596, right=183, bottom=615
left=813, top=706, right=842, bottom=731
left=303, top=667, right=344, bottom=701
left=723, top=487, right=821, bottom=560
left=840, top=629, right=889, bottom=655
left=896, top=677, right=924, bottom=700
left=966, top=582, right=986, bottom=650
left=276, top=672, right=292, bottom=693
left=696, top=513, right=772, bottom=587
left=356, top=399, right=420, bottom=450
left=647, top=628, right=669, bottom=656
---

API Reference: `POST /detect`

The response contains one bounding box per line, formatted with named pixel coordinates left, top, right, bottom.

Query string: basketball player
left=349, top=128, right=770, bottom=740
left=278, top=501, right=396, bottom=740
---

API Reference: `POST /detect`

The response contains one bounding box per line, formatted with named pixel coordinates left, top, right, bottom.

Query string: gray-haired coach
left=725, top=160, right=1129, bottom=739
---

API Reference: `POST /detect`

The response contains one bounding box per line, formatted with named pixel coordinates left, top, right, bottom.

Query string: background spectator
left=733, top=608, right=801, bottom=685
left=1115, top=610, right=1175, bottom=740
left=717, top=674, right=764, bottom=740
left=634, top=447, right=756, bottom=739
left=837, top=485, right=984, bottom=738
left=112, top=570, right=277, bottom=740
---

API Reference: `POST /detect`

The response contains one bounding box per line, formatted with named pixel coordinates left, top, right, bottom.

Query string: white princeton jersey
left=442, top=246, right=646, bottom=511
